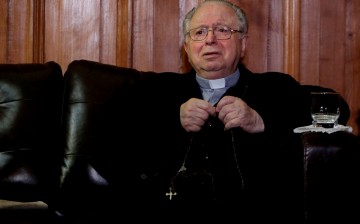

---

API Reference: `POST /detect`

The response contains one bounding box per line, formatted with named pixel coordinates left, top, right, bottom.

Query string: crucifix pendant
left=165, top=187, right=177, bottom=200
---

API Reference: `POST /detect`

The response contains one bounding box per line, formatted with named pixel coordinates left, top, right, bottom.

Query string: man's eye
left=217, top=27, right=229, bottom=33
left=195, top=29, right=206, bottom=35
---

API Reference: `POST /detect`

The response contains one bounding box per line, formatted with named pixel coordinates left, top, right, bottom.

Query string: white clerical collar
left=196, top=69, right=240, bottom=90
left=209, top=78, right=225, bottom=89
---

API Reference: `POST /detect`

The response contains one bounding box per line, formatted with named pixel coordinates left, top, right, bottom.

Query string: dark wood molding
left=117, top=0, right=133, bottom=67
left=33, top=0, right=45, bottom=63
left=283, top=0, right=300, bottom=80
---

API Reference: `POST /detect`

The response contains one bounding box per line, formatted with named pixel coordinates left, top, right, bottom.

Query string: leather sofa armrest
left=301, top=131, right=360, bottom=223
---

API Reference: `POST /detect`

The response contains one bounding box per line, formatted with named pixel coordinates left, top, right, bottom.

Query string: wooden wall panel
left=300, top=0, right=321, bottom=84
left=153, top=0, right=180, bottom=72
left=131, top=0, right=196, bottom=73
left=33, top=0, right=45, bottom=63
left=117, top=0, right=133, bottom=67
left=99, top=0, right=117, bottom=65
left=0, top=1, right=8, bottom=62
left=236, top=0, right=269, bottom=73
left=44, top=0, right=99, bottom=71
left=283, top=0, right=300, bottom=80
left=267, top=0, right=284, bottom=73
left=132, top=0, right=154, bottom=71
left=299, top=0, right=359, bottom=134
left=179, top=0, right=200, bottom=72
left=345, top=0, right=360, bottom=135
left=319, top=0, right=345, bottom=91
left=300, top=0, right=346, bottom=90
left=5, top=0, right=34, bottom=63
left=44, top=0, right=118, bottom=72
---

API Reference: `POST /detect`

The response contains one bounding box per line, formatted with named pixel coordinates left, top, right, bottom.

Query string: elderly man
left=113, top=0, right=310, bottom=222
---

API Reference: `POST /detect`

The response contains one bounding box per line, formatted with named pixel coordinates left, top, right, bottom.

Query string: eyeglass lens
left=190, top=26, right=234, bottom=41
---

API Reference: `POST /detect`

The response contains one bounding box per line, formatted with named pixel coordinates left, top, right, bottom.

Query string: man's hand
left=180, top=98, right=216, bottom=132
left=216, top=96, right=264, bottom=133
left=180, top=96, right=264, bottom=133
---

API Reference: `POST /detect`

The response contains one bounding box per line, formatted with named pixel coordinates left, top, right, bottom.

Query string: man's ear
left=183, top=41, right=189, bottom=55
left=240, top=35, right=247, bottom=58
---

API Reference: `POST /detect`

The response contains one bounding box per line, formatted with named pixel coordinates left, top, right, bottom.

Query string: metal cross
left=165, top=187, right=177, bottom=200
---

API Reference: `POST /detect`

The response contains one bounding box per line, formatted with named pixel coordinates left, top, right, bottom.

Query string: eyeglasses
left=187, top=25, right=242, bottom=41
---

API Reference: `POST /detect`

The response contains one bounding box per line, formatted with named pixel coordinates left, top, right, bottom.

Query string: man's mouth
left=203, top=51, right=218, bottom=56
left=203, top=52, right=219, bottom=59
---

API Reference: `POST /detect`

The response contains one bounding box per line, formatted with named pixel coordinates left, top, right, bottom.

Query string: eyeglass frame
left=186, top=25, right=244, bottom=41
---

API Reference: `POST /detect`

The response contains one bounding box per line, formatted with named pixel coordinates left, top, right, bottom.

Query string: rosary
left=164, top=129, right=245, bottom=201
left=165, top=165, right=186, bottom=200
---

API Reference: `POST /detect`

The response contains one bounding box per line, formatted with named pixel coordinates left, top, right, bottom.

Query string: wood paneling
left=99, top=0, right=117, bottom=65
left=4, top=0, right=34, bottom=63
left=344, top=0, right=360, bottom=135
left=0, top=0, right=359, bottom=135
left=237, top=0, right=269, bottom=72
left=153, top=0, right=180, bottom=72
left=33, top=0, right=45, bottom=63
left=299, top=0, right=359, bottom=134
left=0, top=1, right=8, bottom=62
left=300, top=0, right=321, bottom=84
left=179, top=0, right=199, bottom=72
left=44, top=0, right=101, bottom=71
left=117, top=0, right=133, bottom=67
left=132, top=0, right=154, bottom=71
left=283, top=0, right=300, bottom=80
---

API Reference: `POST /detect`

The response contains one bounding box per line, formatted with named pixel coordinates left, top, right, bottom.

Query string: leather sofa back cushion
left=56, top=60, right=149, bottom=216
left=0, top=62, right=63, bottom=202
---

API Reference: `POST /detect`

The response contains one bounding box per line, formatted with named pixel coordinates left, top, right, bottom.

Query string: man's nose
left=205, top=29, right=216, bottom=42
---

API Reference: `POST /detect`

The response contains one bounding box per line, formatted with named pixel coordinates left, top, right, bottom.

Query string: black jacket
left=111, top=64, right=311, bottom=222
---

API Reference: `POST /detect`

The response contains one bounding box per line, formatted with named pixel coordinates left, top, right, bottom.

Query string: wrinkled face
left=184, top=2, right=247, bottom=79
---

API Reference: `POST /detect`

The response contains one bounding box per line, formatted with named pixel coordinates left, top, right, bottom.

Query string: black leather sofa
left=0, top=60, right=359, bottom=223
